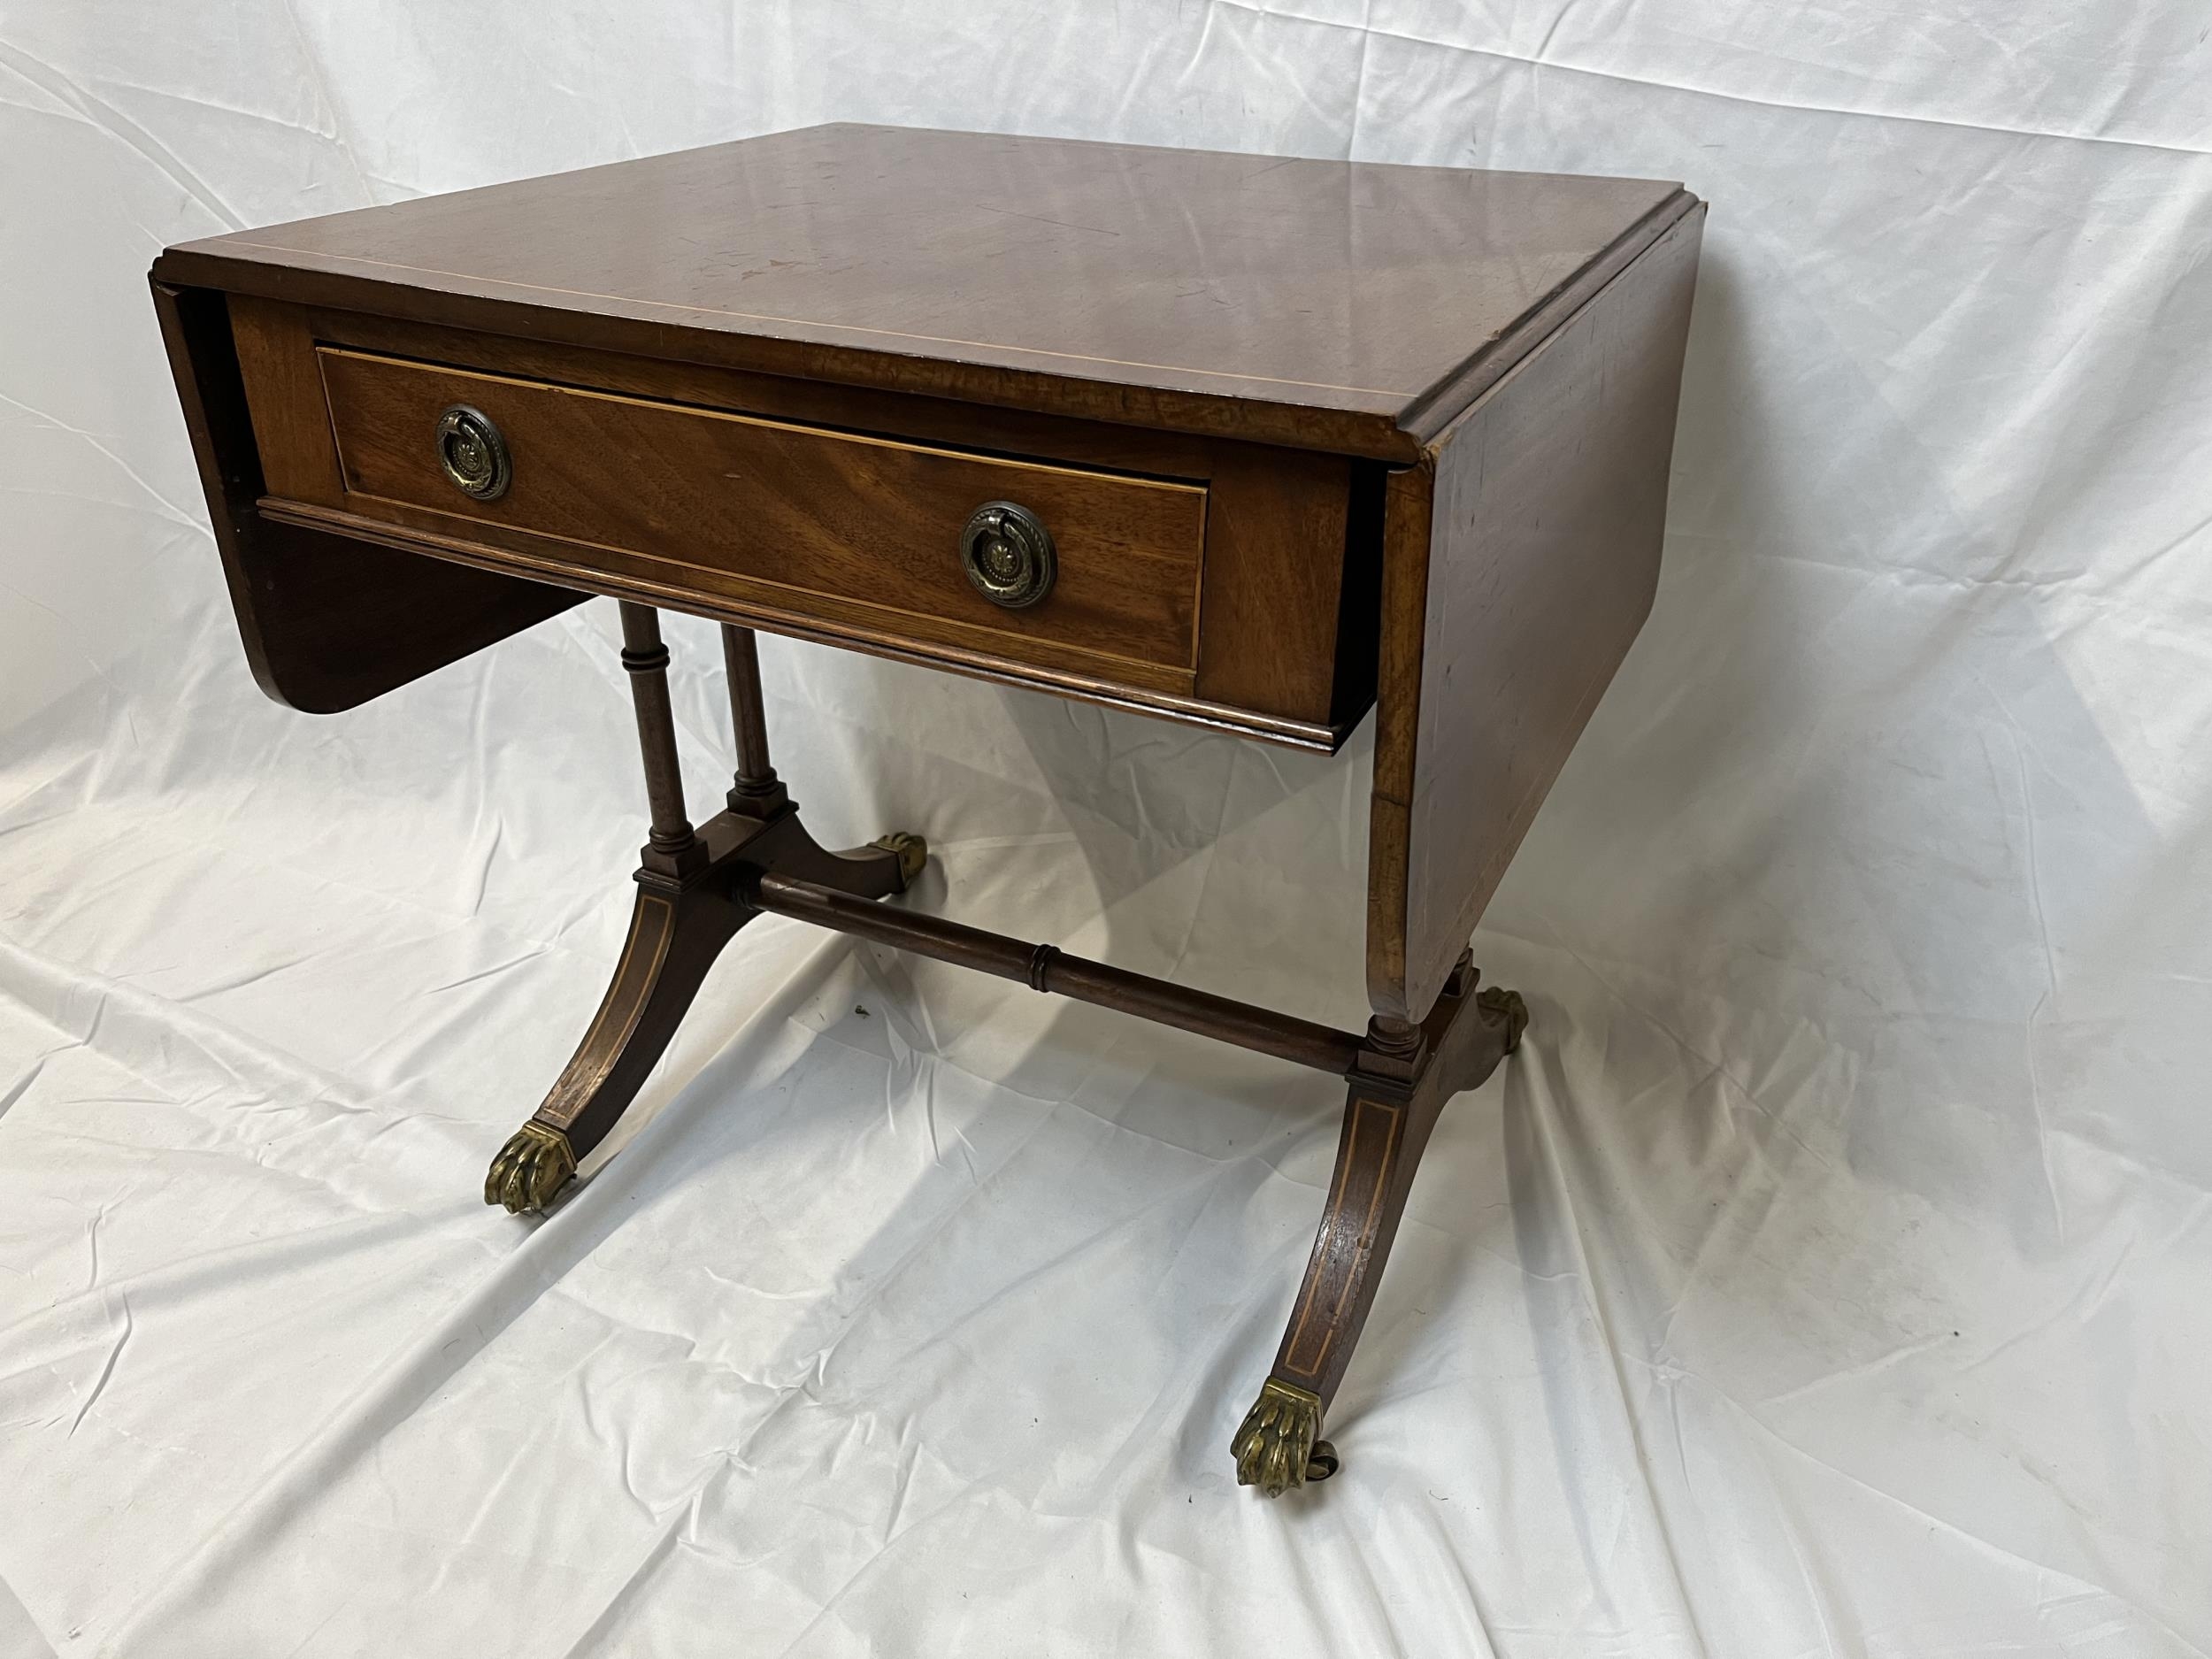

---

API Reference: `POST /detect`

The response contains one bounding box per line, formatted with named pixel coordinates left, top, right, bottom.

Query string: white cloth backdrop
left=4, top=4, right=2209, bottom=1655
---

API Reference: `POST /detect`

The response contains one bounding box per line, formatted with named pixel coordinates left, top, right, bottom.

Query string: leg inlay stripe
left=534, top=892, right=675, bottom=1130
left=1279, top=1094, right=1403, bottom=1378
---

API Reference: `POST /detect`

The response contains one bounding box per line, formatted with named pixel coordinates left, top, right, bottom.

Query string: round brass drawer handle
left=959, top=501, right=1056, bottom=609
left=434, top=403, right=511, bottom=502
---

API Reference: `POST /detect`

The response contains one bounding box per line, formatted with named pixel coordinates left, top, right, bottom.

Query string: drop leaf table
left=151, top=123, right=1704, bottom=1497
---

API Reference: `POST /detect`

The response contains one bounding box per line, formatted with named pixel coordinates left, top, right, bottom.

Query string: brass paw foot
left=868, top=831, right=928, bottom=886
left=484, top=1122, right=577, bottom=1214
left=1479, top=985, right=1530, bottom=1052
left=1232, top=1379, right=1337, bottom=1497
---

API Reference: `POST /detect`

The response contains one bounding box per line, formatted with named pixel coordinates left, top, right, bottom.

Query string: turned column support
left=485, top=606, right=922, bottom=1215
left=618, top=602, right=705, bottom=877
left=719, top=623, right=789, bottom=818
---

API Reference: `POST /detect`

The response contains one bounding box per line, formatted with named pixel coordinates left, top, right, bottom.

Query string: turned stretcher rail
left=743, top=870, right=1365, bottom=1078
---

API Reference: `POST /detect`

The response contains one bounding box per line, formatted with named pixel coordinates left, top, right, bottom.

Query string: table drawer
left=312, top=349, right=1208, bottom=680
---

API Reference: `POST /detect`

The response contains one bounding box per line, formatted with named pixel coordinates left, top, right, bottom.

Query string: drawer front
left=315, top=349, right=1207, bottom=679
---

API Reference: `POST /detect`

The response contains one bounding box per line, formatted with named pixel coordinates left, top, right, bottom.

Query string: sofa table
left=150, top=123, right=1704, bottom=1498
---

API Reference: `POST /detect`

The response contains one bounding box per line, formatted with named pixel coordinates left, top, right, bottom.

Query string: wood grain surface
left=317, top=348, right=1209, bottom=680
left=1367, top=207, right=1706, bottom=1021
left=150, top=282, right=583, bottom=713
left=286, top=304, right=1362, bottom=726
left=157, top=124, right=1690, bottom=459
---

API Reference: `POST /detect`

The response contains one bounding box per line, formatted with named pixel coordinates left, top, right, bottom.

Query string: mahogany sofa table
left=150, top=123, right=1704, bottom=1499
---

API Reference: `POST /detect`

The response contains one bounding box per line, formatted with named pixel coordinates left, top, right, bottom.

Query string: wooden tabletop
left=160, top=124, right=1692, bottom=458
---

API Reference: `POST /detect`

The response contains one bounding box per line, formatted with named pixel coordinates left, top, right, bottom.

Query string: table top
left=161, top=124, right=1690, bottom=457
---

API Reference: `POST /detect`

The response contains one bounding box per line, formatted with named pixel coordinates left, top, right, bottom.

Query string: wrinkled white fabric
left=3, top=4, right=2209, bottom=1655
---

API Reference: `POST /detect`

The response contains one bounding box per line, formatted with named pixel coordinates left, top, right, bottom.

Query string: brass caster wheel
left=1231, top=1379, right=1334, bottom=1497
left=484, top=1122, right=577, bottom=1214
left=868, top=831, right=929, bottom=887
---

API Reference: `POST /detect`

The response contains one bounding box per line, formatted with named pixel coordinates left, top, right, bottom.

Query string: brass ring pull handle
left=959, top=501, right=1056, bottom=609
left=434, top=403, right=511, bottom=501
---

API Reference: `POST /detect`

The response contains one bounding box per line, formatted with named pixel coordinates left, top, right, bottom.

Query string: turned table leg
left=484, top=608, right=926, bottom=1213
left=717, top=621, right=921, bottom=894
left=719, top=621, right=788, bottom=818
left=1231, top=955, right=1528, bottom=1496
